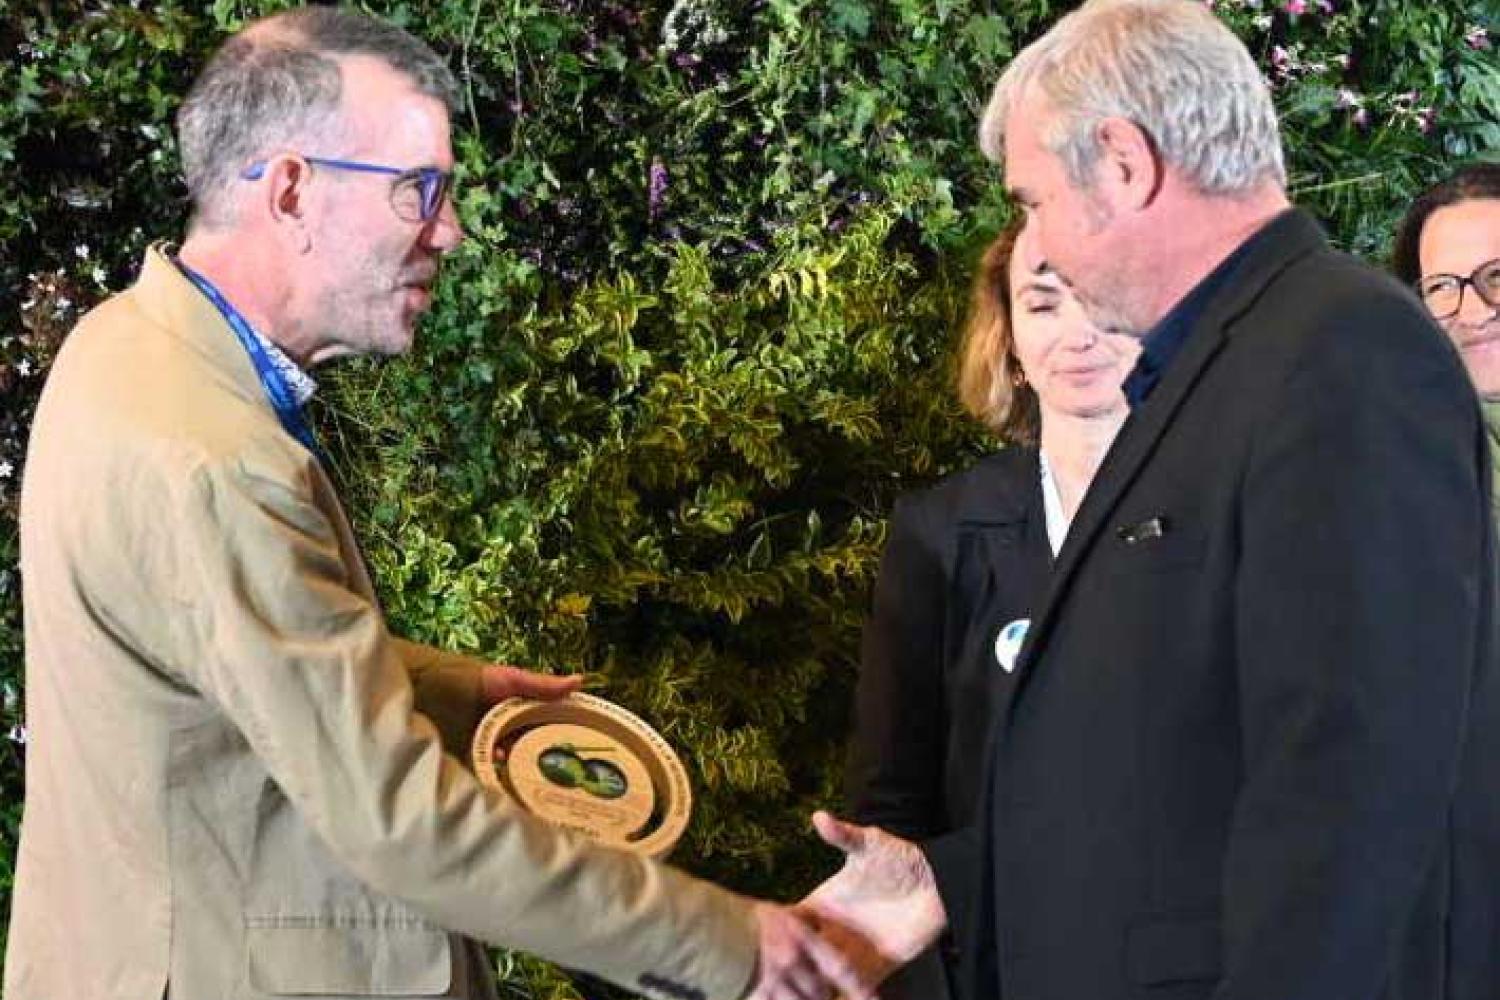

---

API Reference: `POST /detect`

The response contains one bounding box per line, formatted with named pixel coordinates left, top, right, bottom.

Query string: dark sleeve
left=845, top=494, right=949, bottom=840
left=1215, top=291, right=1489, bottom=999
left=921, top=823, right=980, bottom=928
left=1450, top=436, right=1500, bottom=1000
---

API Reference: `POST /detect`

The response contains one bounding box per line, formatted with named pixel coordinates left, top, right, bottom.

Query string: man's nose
left=425, top=197, right=465, bottom=251
left=1016, top=220, right=1047, bottom=274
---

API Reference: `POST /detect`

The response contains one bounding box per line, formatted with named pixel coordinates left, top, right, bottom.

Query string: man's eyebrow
left=1007, top=186, right=1035, bottom=204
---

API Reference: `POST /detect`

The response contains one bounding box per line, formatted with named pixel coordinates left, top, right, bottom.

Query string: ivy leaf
left=830, top=0, right=873, bottom=39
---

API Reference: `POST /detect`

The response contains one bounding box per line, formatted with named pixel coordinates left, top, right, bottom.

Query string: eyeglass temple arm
left=240, top=157, right=405, bottom=181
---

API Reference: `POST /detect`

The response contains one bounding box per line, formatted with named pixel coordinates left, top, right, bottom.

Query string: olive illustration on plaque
left=538, top=744, right=629, bottom=799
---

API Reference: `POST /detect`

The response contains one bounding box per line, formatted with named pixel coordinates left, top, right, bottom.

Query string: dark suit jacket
left=847, top=447, right=1053, bottom=1000
left=924, top=210, right=1498, bottom=1000
left=847, top=446, right=1053, bottom=838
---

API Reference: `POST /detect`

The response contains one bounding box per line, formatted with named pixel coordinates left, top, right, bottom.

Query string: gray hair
left=177, top=7, right=460, bottom=229
left=979, top=0, right=1285, bottom=195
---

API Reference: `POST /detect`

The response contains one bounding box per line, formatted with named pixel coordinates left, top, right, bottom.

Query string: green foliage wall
left=1, top=0, right=1496, bottom=995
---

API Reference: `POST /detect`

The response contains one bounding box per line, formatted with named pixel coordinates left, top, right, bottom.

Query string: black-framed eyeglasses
left=241, top=155, right=454, bottom=224
left=1417, top=257, right=1500, bottom=321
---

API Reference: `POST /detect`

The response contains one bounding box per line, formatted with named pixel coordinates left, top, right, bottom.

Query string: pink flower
left=1466, top=26, right=1491, bottom=50
left=1284, top=0, right=1307, bottom=14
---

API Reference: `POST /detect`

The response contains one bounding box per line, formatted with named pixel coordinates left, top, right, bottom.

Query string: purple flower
left=648, top=157, right=669, bottom=221
left=1466, top=26, right=1491, bottom=50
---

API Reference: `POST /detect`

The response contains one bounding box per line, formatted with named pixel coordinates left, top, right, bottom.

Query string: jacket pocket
left=1125, top=914, right=1221, bottom=986
left=245, top=922, right=451, bottom=996
left=1107, top=527, right=1207, bottom=575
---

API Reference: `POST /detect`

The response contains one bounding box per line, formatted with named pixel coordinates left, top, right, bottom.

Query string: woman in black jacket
left=845, top=219, right=1138, bottom=999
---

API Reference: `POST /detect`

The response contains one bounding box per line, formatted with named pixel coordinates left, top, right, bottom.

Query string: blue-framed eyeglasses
left=241, top=155, right=454, bottom=224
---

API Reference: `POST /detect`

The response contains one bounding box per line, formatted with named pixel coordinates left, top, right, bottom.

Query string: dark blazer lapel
left=1012, top=210, right=1328, bottom=684
left=971, top=473, right=1051, bottom=723
left=949, top=450, right=1048, bottom=654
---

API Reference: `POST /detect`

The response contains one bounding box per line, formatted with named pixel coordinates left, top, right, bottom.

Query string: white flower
left=92, top=265, right=107, bottom=286
left=661, top=0, right=729, bottom=52
left=0, top=461, right=12, bottom=479
left=7, top=724, right=28, bottom=745
left=16, top=359, right=31, bottom=377
left=75, top=243, right=90, bottom=259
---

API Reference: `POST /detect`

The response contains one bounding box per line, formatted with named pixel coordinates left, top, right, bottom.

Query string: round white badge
left=994, top=618, right=1030, bottom=674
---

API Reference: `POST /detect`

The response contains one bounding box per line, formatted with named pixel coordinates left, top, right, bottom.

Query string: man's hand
left=746, top=902, right=875, bottom=1000
left=479, top=665, right=583, bottom=705
left=795, top=811, right=948, bottom=986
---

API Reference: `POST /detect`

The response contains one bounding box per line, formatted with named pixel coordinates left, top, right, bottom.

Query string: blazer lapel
left=973, top=477, right=1052, bottom=723
left=947, top=449, right=1050, bottom=680
left=1009, top=210, right=1328, bottom=692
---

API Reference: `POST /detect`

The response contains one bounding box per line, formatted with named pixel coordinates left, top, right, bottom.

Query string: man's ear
left=264, top=156, right=314, bottom=253
left=1094, top=117, right=1163, bottom=212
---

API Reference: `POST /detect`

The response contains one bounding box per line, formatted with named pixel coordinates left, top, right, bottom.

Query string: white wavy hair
left=980, top=0, right=1285, bottom=195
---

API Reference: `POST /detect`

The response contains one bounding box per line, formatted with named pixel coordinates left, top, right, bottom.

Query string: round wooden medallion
left=472, top=693, right=693, bottom=858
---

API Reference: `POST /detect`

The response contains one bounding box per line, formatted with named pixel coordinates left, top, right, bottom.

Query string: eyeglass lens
left=391, top=170, right=451, bottom=223
left=1421, top=259, right=1500, bottom=319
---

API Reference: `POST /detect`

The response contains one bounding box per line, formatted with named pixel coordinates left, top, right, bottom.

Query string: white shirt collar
left=1038, top=449, right=1067, bottom=558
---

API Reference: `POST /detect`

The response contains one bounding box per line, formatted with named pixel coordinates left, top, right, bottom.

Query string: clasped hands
left=480, top=666, right=943, bottom=1000
left=745, top=812, right=947, bottom=1000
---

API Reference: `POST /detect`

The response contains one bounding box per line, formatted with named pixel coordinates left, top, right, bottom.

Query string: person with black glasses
left=1391, top=164, right=1500, bottom=1000
left=1395, top=164, right=1500, bottom=517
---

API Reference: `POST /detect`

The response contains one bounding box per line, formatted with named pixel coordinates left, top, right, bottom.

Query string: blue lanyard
left=176, top=262, right=325, bottom=463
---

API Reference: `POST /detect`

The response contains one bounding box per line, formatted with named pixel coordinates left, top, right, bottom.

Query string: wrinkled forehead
left=335, top=54, right=454, bottom=165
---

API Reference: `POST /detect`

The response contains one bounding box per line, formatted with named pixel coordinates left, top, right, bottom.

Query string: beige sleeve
left=171, top=457, right=760, bottom=1000
left=389, top=637, right=486, bottom=761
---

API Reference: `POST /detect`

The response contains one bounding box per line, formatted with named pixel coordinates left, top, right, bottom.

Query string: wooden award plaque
left=471, top=693, right=692, bottom=858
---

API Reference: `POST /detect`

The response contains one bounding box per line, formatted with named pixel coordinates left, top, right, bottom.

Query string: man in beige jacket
left=4, top=9, right=874, bottom=1000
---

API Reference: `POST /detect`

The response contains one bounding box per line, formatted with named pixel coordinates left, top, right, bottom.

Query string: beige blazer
left=5, top=247, right=758, bottom=1000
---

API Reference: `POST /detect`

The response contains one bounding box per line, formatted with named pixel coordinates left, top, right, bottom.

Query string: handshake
left=744, top=812, right=948, bottom=1000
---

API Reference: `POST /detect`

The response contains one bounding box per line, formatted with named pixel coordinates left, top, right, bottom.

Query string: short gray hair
left=177, top=7, right=460, bottom=229
left=979, top=0, right=1285, bottom=195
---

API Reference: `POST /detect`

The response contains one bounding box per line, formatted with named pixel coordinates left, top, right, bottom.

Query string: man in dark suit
left=799, top=1, right=1498, bottom=998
